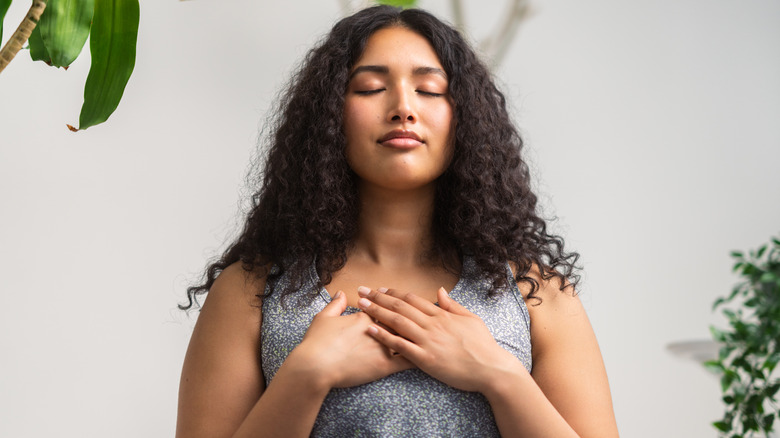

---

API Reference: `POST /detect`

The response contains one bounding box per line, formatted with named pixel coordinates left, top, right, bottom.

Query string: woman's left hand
left=357, top=286, right=521, bottom=393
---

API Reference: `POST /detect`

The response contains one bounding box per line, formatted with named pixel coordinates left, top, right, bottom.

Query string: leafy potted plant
left=707, top=236, right=780, bottom=437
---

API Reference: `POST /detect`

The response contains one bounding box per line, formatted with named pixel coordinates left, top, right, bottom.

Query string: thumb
left=437, top=287, right=470, bottom=315
left=320, top=290, right=347, bottom=316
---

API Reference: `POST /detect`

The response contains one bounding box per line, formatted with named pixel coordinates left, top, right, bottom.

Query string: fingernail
left=367, top=325, right=378, bottom=335
left=377, top=287, right=388, bottom=293
left=358, top=297, right=372, bottom=308
left=357, top=286, right=371, bottom=297
left=439, top=287, right=447, bottom=294
left=333, top=290, right=342, bottom=299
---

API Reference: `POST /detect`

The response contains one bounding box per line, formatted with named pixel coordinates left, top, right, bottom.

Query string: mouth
left=378, top=130, right=424, bottom=149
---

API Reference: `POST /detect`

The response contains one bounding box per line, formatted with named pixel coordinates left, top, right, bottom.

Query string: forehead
left=352, top=26, right=445, bottom=74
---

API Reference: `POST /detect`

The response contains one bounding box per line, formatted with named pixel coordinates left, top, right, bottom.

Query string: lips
left=378, top=130, right=423, bottom=149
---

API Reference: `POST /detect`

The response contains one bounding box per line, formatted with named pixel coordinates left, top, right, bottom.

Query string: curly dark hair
left=181, top=5, right=579, bottom=310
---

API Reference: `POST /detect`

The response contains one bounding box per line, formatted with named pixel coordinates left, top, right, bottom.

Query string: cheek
left=432, top=105, right=455, bottom=145
left=343, top=100, right=378, bottom=133
left=343, top=102, right=369, bottom=167
left=343, top=102, right=358, bottom=140
left=425, top=98, right=453, bottom=128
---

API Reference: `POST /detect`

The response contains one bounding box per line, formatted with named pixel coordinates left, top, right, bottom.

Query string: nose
left=387, top=87, right=416, bottom=123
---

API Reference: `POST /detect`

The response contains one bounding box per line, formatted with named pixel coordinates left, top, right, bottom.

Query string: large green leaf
left=378, top=0, right=417, bottom=7
left=0, top=0, right=12, bottom=43
left=38, top=0, right=94, bottom=67
left=76, top=0, right=139, bottom=131
left=28, top=25, right=52, bottom=64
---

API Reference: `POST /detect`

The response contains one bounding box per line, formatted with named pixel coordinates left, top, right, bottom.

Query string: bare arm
left=176, top=263, right=330, bottom=438
left=483, top=277, right=619, bottom=437
left=176, top=263, right=412, bottom=438
left=524, top=278, right=618, bottom=437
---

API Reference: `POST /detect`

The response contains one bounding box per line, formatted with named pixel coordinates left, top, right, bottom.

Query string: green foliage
left=708, top=236, right=780, bottom=437
left=0, top=0, right=11, bottom=43
left=28, top=24, right=51, bottom=63
left=77, top=0, right=139, bottom=130
left=17, top=0, right=139, bottom=130
left=37, top=0, right=94, bottom=67
left=376, top=0, right=418, bottom=8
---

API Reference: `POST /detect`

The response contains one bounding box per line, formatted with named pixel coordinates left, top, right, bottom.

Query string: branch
left=0, top=0, right=47, bottom=75
left=479, top=0, right=530, bottom=69
left=450, top=0, right=465, bottom=34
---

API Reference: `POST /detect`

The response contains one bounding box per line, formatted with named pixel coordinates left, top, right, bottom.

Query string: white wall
left=1, top=0, right=778, bottom=436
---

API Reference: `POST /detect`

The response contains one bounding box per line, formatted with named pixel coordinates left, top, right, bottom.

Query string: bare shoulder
left=176, top=262, right=269, bottom=438
left=509, top=262, right=571, bottom=298
left=205, top=262, right=266, bottom=312
left=512, top=263, right=619, bottom=437
left=516, top=266, right=582, bottom=320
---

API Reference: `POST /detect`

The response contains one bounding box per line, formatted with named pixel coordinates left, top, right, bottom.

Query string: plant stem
left=480, top=0, right=530, bottom=69
left=0, top=0, right=47, bottom=75
left=450, top=0, right=465, bottom=34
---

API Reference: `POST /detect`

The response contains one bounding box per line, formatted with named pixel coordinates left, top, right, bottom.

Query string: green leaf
left=38, top=0, right=94, bottom=67
left=765, top=382, right=780, bottom=398
left=762, top=413, right=775, bottom=432
left=713, top=420, right=732, bottom=432
left=0, top=0, right=11, bottom=43
left=722, top=370, right=738, bottom=392
left=750, top=367, right=765, bottom=380
left=719, top=345, right=736, bottom=361
left=376, top=0, right=417, bottom=7
left=76, top=0, right=139, bottom=130
left=28, top=25, right=52, bottom=64
left=710, top=326, right=727, bottom=342
left=743, top=415, right=759, bottom=431
left=705, top=359, right=725, bottom=373
left=733, top=356, right=751, bottom=372
left=727, top=285, right=742, bottom=301
left=764, top=354, right=780, bottom=373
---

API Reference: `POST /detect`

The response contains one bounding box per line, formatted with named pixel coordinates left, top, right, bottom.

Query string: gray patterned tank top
left=260, top=256, right=532, bottom=437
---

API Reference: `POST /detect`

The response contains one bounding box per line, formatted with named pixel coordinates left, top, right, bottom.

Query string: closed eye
left=354, top=89, right=385, bottom=95
left=417, top=90, right=444, bottom=97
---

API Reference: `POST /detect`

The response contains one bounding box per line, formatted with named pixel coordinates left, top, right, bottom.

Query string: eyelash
left=354, top=89, right=384, bottom=95
left=354, top=89, right=444, bottom=97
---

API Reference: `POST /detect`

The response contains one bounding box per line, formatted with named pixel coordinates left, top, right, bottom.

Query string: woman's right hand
left=287, top=291, right=415, bottom=389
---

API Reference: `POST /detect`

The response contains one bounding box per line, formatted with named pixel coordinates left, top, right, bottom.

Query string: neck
left=351, top=183, right=437, bottom=268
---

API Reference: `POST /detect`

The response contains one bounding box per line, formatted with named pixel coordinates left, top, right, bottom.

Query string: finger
left=367, top=324, right=425, bottom=363
left=437, top=287, right=471, bottom=316
left=400, top=292, right=441, bottom=316
left=377, top=288, right=439, bottom=317
left=318, top=290, right=347, bottom=317
left=359, top=287, right=430, bottom=323
left=358, top=296, right=425, bottom=341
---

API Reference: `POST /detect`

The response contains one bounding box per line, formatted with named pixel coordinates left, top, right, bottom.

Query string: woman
left=177, top=5, right=618, bottom=437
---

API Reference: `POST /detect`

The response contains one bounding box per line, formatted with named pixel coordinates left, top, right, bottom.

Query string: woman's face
left=343, top=26, right=454, bottom=192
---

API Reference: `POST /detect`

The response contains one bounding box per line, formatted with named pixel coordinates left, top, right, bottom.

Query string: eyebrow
left=349, top=65, right=448, bottom=80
